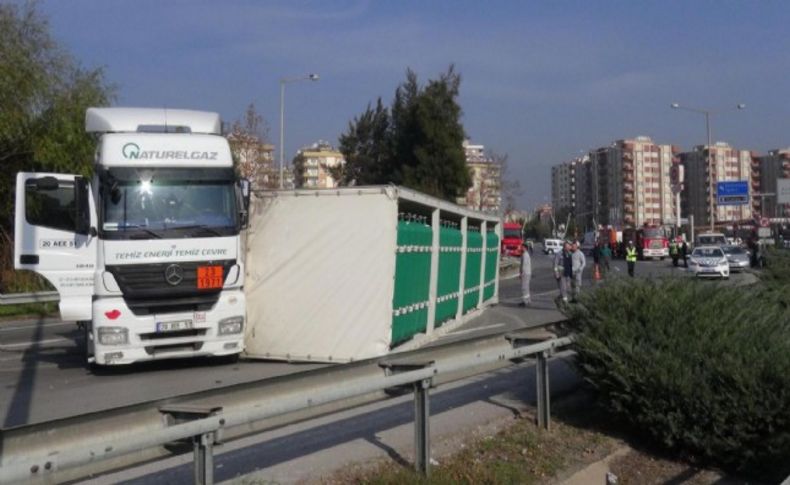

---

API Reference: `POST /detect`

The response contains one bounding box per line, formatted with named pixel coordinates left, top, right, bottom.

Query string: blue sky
left=39, top=0, right=790, bottom=209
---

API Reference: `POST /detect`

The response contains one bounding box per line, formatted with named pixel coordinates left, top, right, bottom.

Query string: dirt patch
left=313, top=388, right=761, bottom=485
left=315, top=397, right=621, bottom=485
left=608, top=448, right=752, bottom=485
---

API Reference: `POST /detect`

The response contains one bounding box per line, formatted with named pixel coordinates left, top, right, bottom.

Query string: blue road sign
left=716, top=180, right=749, bottom=206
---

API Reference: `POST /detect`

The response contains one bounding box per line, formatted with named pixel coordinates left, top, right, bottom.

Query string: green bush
left=564, top=279, right=790, bottom=480
left=763, top=247, right=790, bottom=287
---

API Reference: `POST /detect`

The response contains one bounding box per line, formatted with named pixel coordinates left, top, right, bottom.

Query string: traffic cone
left=594, top=265, right=601, bottom=281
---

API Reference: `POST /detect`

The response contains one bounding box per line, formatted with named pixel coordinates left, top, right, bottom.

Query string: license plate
left=156, top=319, right=193, bottom=332
left=197, top=265, right=223, bottom=289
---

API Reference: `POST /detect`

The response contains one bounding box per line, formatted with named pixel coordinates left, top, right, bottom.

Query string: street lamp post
left=670, top=103, right=745, bottom=232
left=279, top=73, right=320, bottom=189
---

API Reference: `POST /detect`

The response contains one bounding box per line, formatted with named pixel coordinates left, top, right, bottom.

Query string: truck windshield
left=642, top=227, right=666, bottom=239
left=503, top=229, right=521, bottom=239
left=100, top=167, right=238, bottom=239
left=698, top=235, right=726, bottom=245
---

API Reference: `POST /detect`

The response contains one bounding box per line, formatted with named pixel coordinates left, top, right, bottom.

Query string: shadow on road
left=116, top=357, right=579, bottom=484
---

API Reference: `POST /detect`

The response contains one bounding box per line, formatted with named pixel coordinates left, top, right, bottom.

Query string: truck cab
left=15, top=108, right=250, bottom=365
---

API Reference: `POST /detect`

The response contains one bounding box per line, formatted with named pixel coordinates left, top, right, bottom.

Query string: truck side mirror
left=75, top=176, right=92, bottom=235
left=238, top=178, right=251, bottom=229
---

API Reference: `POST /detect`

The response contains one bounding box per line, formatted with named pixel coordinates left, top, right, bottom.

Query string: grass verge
left=0, top=301, right=57, bottom=319
left=318, top=392, right=621, bottom=485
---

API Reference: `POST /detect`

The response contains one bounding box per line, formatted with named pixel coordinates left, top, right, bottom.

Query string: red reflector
left=105, top=309, right=121, bottom=320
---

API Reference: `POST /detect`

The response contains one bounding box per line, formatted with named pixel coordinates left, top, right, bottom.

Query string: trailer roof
left=256, top=186, right=501, bottom=223
left=86, top=107, right=222, bottom=135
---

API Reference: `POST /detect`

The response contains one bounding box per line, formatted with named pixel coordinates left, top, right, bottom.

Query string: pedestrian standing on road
left=571, top=241, right=586, bottom=300
left=554, top=241, right=573, bottom=304
left=669, top=239, right=679, bottom=267
left=519, top=241, right=532, bottom=307
left=681, top=240, right=688, bottom=268
left=626, top=240, right=637, bottom=277
left=592, top=242, right=601, bottom=274
left=600, top=243, right=612, bottom=274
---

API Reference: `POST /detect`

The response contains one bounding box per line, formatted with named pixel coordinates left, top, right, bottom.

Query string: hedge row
left=564, top=278, right=790, bottom=480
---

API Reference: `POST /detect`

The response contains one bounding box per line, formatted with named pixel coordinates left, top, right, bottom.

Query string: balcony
left=624, top=193, right=634, bottom=203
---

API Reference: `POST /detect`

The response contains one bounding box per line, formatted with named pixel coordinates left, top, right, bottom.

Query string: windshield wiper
left=118, top=224, right=163, bottom=239
left=170, top=224, right=225, bottom=237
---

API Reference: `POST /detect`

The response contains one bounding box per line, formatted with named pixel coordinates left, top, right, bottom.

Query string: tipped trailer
left=244, top=186, right=501, bottom=363
left=14, top=107, right=502, bottom=366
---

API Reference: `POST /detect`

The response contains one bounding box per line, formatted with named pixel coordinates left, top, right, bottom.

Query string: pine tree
left=337, top=65, right=471, bottom=201
left=336, top=98, right=390, bottom=185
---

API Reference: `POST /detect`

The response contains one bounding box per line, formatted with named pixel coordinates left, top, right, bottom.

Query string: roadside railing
left=0, top=291, right=59, bottom=305
left=0, top=328, right=573, bottom=485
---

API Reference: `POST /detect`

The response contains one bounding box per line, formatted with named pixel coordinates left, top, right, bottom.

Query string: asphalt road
left=0, top=250, right=755, bottom=428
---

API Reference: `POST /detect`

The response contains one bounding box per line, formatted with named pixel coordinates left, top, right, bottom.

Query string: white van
left=695, top=232, right=727, bottom=247
left=543, top=238, right=563, bottom=255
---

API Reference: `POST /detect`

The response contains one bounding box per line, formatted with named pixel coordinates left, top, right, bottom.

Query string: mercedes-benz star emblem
left=164, top=264, right=184, bottom=286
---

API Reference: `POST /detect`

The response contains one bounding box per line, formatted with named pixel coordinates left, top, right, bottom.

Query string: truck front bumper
left=91, top=290, right=246, bottom=365
left=643, top=249, right=669, bottom=258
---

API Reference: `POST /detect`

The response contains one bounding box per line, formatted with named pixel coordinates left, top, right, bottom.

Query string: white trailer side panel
left=244, top=191, right=397, bottom=362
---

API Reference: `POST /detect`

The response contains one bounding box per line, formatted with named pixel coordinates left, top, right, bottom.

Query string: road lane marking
left=0, top=321, right=73, bottom=332
left=0, top=337, right=72, bottom=349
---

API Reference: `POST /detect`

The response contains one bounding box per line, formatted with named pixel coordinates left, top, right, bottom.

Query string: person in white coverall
left=519, top=241, right=532, bottom=307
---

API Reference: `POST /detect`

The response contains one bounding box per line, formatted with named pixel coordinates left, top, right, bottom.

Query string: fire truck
left=623, top=224, right=669, bottom=260
left=501, top=222, right=524, bottom=257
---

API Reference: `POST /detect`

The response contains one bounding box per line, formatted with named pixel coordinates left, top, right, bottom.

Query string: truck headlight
left=98, top=327, right=128, bottom=345
left=219, top=316, right=244, bottom=335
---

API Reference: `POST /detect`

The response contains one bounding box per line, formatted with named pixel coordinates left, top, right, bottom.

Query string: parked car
left=688, top=246, right=730, bottom=279
left=721, top=245, right=750, bottom=272
left=543, top=238, right=563, bottom=255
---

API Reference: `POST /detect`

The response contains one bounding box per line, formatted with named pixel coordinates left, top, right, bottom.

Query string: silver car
left=688, top=246, right=730, bottom=279
left=721, top=245, right=750, bottom=271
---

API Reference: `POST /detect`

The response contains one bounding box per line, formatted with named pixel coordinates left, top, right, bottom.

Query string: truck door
left=14, top=173, right=97, bottom=321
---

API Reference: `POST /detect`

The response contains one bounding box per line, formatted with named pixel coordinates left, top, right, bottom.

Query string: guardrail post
left=379, top=358, right=436, bottom=476
left=505, top=331, right=559, bottom=431
left=159, top=404, right=223, bottom=485
left=194, top=431, right=215, bottom=485
left=536, top=351, right=550, bottom=430
left=414, top=378, right=431, bottom=476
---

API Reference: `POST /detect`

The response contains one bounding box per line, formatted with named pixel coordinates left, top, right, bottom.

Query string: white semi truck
left=14, top=108, right=250, bottom=365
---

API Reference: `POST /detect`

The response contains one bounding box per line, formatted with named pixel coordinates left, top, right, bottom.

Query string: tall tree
left=227, top=103, right=275, bottom=189
left=0, top=1, right=114, bottom=231
left=492, top=151, right=523, bottom=215
left=337, top=66, right=471, bottom=201
left=335, top=98, right=390, bottom=186
left=393, top=66, right=470, bottom=199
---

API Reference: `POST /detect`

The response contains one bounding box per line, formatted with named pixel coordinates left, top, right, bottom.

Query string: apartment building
left=758, top=148, right=790, bottom=218
left=461, top=139, right=501, bottom=213
left=572, top=136, right=677, bottom=230
left=679, top=142, right=753, bottom=226
left=292, top=141, right=346, bottom=189
left=551, top=156, right=582, bottom=215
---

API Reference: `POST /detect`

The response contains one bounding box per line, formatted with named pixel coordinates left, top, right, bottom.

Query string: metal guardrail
left=0, top=326, right=573, bottom=485
left=0, top=291, right=59, bottom=306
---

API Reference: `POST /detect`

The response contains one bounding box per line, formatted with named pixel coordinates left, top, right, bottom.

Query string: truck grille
left=106, top=260, right=235, bottom=316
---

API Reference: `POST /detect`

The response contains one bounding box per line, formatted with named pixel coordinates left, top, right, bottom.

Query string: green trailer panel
left=392, top=220, right=433, bottom=345
left=435, top=226, right=462, bottom=327
left=483, top=231, right=499, bottom=301
left=463, top=229, right=483, bottom=313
